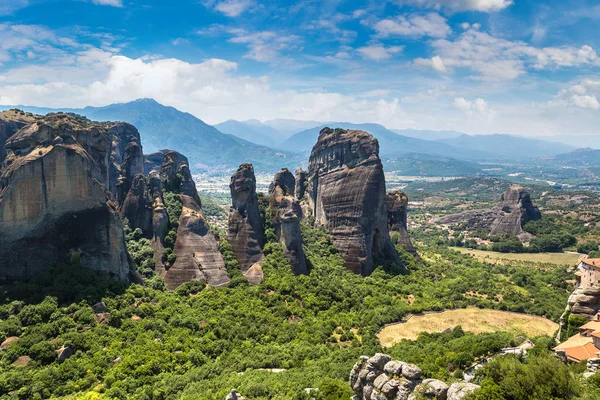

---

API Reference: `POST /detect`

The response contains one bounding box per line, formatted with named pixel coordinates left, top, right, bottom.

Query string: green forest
left=2, top=213, right=599, bottom=399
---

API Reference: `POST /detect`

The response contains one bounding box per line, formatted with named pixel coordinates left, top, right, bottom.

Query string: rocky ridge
left=306, top=127, right=404, bottom=275
left=350, top=353, right=480, bottom=400
left=269, top=168, right=308, bottom=275
left=0, top=112, right=134, bottom=280
left=387, top=191, right=418, bottom=258
left=227, top=163, right=265, bottom=284
left=434, top=185, right=541, bottom=239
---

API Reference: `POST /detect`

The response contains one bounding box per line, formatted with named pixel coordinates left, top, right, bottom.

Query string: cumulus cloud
left=401, top=0, right=513, bottom=13
left=552, top=80, right=600, bottom=111
left=205, top=0, right=253, bottom=17
left=91, top=0, right=123, bottom=6
left=453, top=97, right=495, bottom=119
left=414, top=55, right=448, bottom=72
left=357, top=45, right=404, bottom=61
left=427, top=28, right=600, bottom=80
left=374, top=13, right=451, bottom=38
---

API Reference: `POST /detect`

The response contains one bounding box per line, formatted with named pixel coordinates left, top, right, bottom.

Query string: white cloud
left=0, top=0, right=28, bottom=15
left=374, top=13, right=451, bottom=38
left=414, top=55, right=448, bottom=72
left=91, top=0, right=123, bottom=7
left=453, top=97, right=495, bottom=119
left=427, top=28, right=600, bottom=80
left=552, top=80, right=600, bottom=111
left=401, top=0, right=513, bottom=12
left=211, top=0, right=253, bottom=17
left=357, top=45, right=404, bottom=61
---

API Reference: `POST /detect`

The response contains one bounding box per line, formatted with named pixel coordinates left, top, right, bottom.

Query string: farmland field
left=378, top=308, right=559, bottom=347
left=450, top=247, right=584, bottom=266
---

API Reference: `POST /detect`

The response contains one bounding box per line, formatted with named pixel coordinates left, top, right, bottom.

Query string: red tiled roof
left=582, top=259, right=600, bottom=269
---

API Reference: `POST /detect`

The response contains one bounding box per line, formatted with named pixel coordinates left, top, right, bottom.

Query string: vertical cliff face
left=0, top=113, right=133, bottom=281
left=120, top=173, right=152, bottom=235
left=295, top=168, right=307, bottom=200
left=269, top=168, right=308, bottom=275
left=227, top=163, right=265, bottom=284
left=158, top=155, right=230, bottom=289
left=307, top=127, right=403, bottom=275
left=387, top=191, right=418, bottom=258
left=148, top=170, right=169, bottom=266
left=109, top=124, right=144, bottom=205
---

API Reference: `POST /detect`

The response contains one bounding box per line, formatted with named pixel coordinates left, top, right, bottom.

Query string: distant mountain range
left=0, top=99, right=300, bottom=172
left=0, top=100, right=584, bottom=175
left=437, top=134, right=574, bottom=159
left=391, top=129, right=464, bottom=141
left=279, top=122, right=494, bottom=160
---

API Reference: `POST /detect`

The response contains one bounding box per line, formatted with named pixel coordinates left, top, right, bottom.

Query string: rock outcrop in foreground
left=156, top=155, right=230, bottom=289
left=387, top=191, right=418, bottom=258
left=228, top=163, right=265, bottom=284
left=307, top=127, right=403, bottom=275
left=434, top=185, right=541, bottom=239
left=0, top=112, right=134, bottom=280
left=269, top=168, right=308, bottom=275
left=350, top=354, right=480, bottom=400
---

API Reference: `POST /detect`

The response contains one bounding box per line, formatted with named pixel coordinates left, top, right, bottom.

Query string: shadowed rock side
left=295, top=168, right=308, bottom=200
left=227, top=163, right=265, bottom=284
left=120, top=173, right=152, bottom=235
left=307, top=127, right=403, bottom=276
left=110, top=124, right=144, bottom=205
left=144, top=149, right=189, bottom=175
left=0, top=113, right=133, bottom=281
left=434, top=185, right=541, bottom=240
left=148, top=171, right=169, bottom=266
left=0, top=110, right=36, bottom=165
left=158, top=156, right=229, bottom=290
left=387, top=191, right=419, bottom=258
left=350, top=354, right=480, bottom=400
left=269, top=168, right=308, bottom=275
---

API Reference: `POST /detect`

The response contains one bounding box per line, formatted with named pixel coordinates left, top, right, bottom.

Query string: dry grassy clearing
left=450, top=247, right=584, bottom=266
left=378, top=308, right=559, bottom=347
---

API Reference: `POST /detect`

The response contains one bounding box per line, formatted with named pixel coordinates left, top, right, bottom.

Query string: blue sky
left=0, top=0, right=599, bottom=141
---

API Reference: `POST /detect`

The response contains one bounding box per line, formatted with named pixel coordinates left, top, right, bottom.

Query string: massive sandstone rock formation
left=143, top=149, right=189, bottom=175
left=434, top=185, right=541, bottom=239
left=387, top=191, right=419, bottom=258
left=157, top=158, right=229, bottom=289
left=306, top=127, right=403, bottom=275
left=0, top=112, right=134, bottom=280
left=227, top=163, right=265, bottom=284
left=269, top=168, right=308, bottom=275
left=350, top=353, right=479, bottom=400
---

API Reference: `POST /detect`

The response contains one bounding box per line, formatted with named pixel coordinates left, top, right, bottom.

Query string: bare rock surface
left=307, top=127, right=403, bottom=275
left=435, top=185, right=541, bottom=239
left=295, top=168, right=308, bottom=200
left=159, top=157, right=229, bottom=289
left=269, top=168, right=308, bottom=275
left=0, top=112, right=133, bottom=281
left=120, top=173, right=152, bottom=235
left=144, top=149, right=188, bottom=175
left=350, top=353, right=460, bottom=400
left=227, top=163, right=265, bottom=280
left=387, top=191, right=419, bottom=258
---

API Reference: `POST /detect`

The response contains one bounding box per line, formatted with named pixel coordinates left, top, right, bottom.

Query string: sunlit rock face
left=227, top=163, right=265, bottom=284
left=434, top=185, right=541, bottom=240
left=0, top=112, right=134, bottom=281
left=269, top=168, right=308, bottom=275
left=157, top=155, right=230, bottom=289
left=306, top=127, right=404, bottom=276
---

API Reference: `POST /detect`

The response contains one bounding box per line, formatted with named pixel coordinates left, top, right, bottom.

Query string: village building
left=555, top=314, right=600, bottom=362
left=574, top=259, right=600, bottom=290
